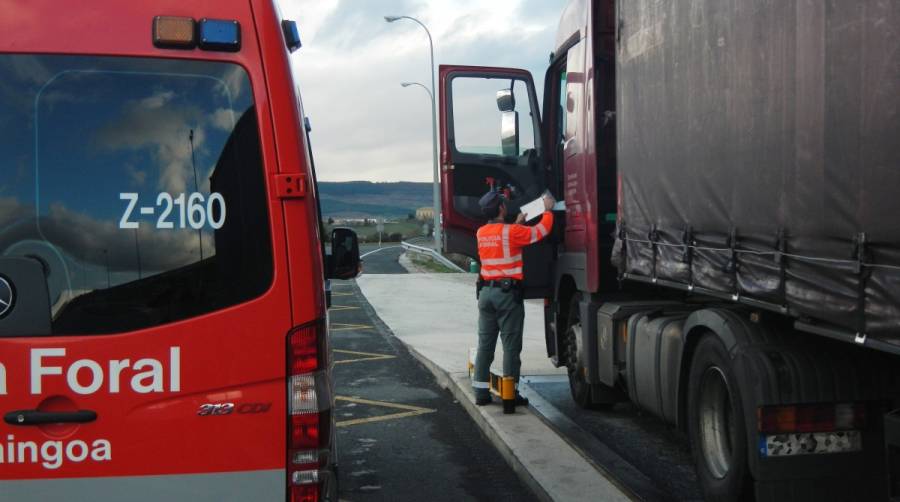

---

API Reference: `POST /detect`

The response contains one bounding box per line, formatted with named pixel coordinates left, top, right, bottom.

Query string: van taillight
left=287, top=319, right=331, bottom=501
left=290, top=322, right=321, bottom=374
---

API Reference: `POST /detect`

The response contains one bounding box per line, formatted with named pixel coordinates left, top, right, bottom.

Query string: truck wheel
left=687, top=334, right=753, bottom=501
left=563, top=295, right=614, bottom=409
left=565, top=314, right=592, bottom=408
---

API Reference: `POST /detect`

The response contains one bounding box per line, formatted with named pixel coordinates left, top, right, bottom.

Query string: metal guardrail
left=401, top=241, right=467, bottom=273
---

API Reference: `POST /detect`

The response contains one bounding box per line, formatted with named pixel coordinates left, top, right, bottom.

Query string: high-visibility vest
left=476, top=211, right=553, bottom=281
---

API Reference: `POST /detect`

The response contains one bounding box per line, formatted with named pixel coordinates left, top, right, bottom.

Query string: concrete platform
left=357, top=273, right=631, bottom=502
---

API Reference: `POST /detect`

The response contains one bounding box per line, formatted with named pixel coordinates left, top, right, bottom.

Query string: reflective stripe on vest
left=481, top=266, right=523, bottom=278
left=501, top=225, right=511, bottom=258
left=481, top=254, right=523, bottom=266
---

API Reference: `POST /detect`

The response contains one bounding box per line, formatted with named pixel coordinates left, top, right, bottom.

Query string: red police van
left=0, top=1, right=359, bottom=500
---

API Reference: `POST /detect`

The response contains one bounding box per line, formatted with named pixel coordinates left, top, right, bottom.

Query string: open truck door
left=439, top=65, right=554, bottom=298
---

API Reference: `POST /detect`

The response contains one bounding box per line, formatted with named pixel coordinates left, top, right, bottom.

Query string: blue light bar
left=198, top=18, right=241, bottom=52
left=282, top=20, right=302, bottom=52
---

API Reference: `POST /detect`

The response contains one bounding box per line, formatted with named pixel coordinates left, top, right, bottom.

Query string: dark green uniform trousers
left=473, top=285, right=524, bottom=398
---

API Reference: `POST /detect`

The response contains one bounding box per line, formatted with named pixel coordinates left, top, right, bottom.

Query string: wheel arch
left=554, top=274, right=579, bottom=364
left=676, top=308, right=764, bottom=432
left=676, top=307, right=900, bottom=493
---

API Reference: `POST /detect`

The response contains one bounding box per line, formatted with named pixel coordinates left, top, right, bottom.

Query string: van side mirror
left=500, top=111, right=519, bottom=156
left=327, top=228, right=360, bottom=280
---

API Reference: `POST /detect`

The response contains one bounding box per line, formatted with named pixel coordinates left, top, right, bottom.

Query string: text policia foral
left=0, top=347, right=181, bottom=396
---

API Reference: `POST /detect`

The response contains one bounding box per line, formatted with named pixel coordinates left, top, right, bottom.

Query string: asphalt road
left=328, top=272, right=534, bottom=501
left=359, top=244, right=407, bottom=275
left=525, top=376, right=702, bottom=501
left=349, top=241, right=702, bottom=500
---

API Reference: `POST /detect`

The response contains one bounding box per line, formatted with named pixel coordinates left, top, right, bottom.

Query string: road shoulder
left=356, top=274, right=632, bottom=502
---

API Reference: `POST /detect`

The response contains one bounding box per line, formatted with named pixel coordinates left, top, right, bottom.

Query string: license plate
left=759, top=431, right=862, bottom=457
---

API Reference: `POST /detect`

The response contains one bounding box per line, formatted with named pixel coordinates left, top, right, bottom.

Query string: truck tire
left=564, top=305, right=592, bottom=408
left=687, top=334, right=753, bottom=501
left=564, top=295, right=613, bottom=410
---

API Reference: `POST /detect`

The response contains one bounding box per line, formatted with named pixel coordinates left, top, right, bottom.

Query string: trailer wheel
left=564, top=295, right=612, bottom=410
left=687, top=334, right=753, bottom=501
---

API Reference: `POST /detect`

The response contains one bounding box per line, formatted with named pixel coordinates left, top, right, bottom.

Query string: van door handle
left=4, top=409, right=98, bottom=426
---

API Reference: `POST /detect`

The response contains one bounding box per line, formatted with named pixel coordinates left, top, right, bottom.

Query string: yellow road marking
left=329, top=304, right=359, bottom=312
left=331, top=322, right=374, bottom=331
left=334, top=349, right=395, bottom=364
left=335, top=396, right=436, bottom=428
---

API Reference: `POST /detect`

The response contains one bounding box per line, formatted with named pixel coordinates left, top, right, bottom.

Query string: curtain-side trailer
left=438, top=0, right=900, bottom=500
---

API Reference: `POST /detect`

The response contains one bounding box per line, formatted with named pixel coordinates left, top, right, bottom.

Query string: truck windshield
left=0, top=55, right=272, bottom=335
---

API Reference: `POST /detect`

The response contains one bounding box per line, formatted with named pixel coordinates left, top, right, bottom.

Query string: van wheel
left=687, top=334, right=753, bottom=501
left=564, top=295, right=613, bottom=410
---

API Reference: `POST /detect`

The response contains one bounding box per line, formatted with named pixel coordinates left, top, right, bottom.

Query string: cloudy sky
left=280, top=0, right=568, bottom=182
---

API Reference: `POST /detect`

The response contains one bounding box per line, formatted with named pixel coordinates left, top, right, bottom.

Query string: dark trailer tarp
left=614, top=0, right=900, bottom=352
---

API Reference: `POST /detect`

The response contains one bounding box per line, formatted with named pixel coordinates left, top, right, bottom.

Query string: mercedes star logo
left=0, top=276, right=13, bottom=318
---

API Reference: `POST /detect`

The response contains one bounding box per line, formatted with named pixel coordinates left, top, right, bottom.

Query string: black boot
left=475, top=394, right=492, bottom=406
left=514, top=393, right=529, bottom=406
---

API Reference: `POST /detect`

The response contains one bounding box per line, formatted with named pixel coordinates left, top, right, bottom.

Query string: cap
left=479, top=191, right=504, bottom=218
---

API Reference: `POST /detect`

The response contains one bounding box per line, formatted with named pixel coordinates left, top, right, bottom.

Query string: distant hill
left=317, top=181, right=433, bottom=219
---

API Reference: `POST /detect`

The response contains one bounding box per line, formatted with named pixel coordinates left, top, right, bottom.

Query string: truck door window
left=0, top=55, right=272, bottom=335
left=563, top=39, right=585, bottom=156
left=558, top=70, right=568, bottom=146
left=451, top=77, right=536, bottom=158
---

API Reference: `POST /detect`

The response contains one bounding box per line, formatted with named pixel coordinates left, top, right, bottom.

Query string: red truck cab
left=0, top=1, right=358, bottom=500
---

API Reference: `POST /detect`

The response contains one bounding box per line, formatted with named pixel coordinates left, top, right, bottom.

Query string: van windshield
left=0, top=55, right=272, bottom=335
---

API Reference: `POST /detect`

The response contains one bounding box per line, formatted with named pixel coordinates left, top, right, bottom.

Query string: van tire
left=687, top=334, right=753, bottom=501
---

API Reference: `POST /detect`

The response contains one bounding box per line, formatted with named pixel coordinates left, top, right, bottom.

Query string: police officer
left=472, top=190, right=555, bottom=406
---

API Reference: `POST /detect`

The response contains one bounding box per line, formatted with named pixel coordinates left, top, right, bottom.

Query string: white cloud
left=0, top=197, right=203, bottom=273
left=210, top=108, right=236, bottom=131
left=138, top=91, right=174, bottom=109
left=279, top=0, right=567, bottom=182
left=93, top=91, right=206, bottom=195
left=219, top=65, right=246, bottom=100
left=126, top=164, right=147, bottom=187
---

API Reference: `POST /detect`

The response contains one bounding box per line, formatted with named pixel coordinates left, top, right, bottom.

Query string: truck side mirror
left=327, top=227, right=360, bottom=280
left=500, top=111, right=519, bottom=157
left=496, top=88, right=515, bottom=112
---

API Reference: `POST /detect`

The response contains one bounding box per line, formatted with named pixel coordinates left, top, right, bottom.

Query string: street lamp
left=385, top=14, right=441, bottom=251
left=400, top=81, right=436, bottom=238
left=401, top=81, right=432, bottom=100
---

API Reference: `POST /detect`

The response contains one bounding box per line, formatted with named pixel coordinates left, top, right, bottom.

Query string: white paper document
left=520, top=196, right=548, bottom=221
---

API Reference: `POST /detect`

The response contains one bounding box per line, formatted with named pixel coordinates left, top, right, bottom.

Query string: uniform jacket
left=476, top=211, right=553, bottom=281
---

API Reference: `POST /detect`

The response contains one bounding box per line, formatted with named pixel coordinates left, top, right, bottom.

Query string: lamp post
left=385, top=15, right=441, bottom=251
